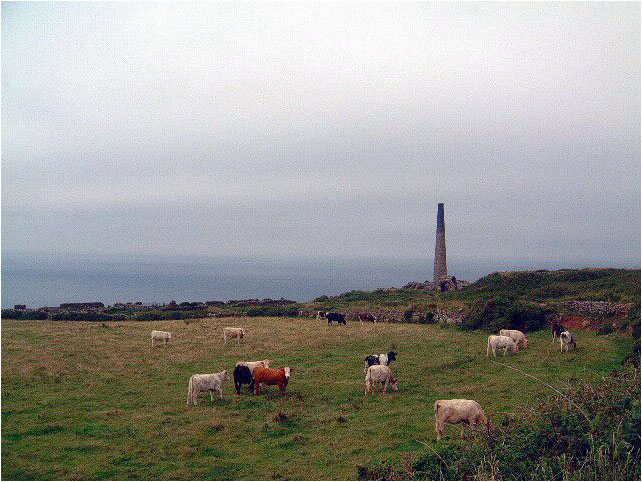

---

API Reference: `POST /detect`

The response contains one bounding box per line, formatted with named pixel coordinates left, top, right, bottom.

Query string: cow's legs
left=217, top=387, right=223, bottom=400
left=435, top=421, right=444, bottom=441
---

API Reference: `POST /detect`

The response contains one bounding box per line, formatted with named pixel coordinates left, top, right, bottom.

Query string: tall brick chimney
left=433, top=203, right=447, bottom=283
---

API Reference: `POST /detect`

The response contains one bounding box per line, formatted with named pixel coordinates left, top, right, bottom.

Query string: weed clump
left=272, top=412, right=290, bottom=424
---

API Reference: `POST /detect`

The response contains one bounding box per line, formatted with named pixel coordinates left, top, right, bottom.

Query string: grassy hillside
left=1, top=317, right=633, bottom=480
left=309, top=268, right=640, bottom=310
left=469, top=268, right=641, bottom=303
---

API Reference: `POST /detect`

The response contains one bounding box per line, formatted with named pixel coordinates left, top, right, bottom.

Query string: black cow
left=551, top=321, right=565, bottom=340
left=363, top=351, right=397, bottom=373
left=233, top=365, right=254, bottom=394
left=326, top=312, right=346, bottom=325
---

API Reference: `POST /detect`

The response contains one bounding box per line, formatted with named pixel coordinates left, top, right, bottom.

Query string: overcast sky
left=2, top=2, right=640, bottom=267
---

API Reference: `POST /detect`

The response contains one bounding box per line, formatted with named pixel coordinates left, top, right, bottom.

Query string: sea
left=1, top=252, right=637, bottom=308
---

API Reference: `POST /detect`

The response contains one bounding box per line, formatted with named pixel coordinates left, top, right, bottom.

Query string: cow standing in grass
left=486, top=335, right=518, bottom=356
left=233, top=360, right=270, bottom=394
left=434, top=399, right=490, bottom=440
left=499, top=329, right=528, bottom=348
left=551, top=321, right=565, bottom=340
left=253, top=367, right=291, bottom=395
left=326, top=313, right=346, bottom=325
left=363, top=351, right=397, bottom=373
left=222, top=327, right=245, bottom=345
left=151, top=330, right=172, bottom=347
left=186, top=370, right=230, bottom=405
left=358, top=313, right=376, bottom=324
left=560, top=331, right=577, bottom=352
left=365, top=365, right=398, bottom=394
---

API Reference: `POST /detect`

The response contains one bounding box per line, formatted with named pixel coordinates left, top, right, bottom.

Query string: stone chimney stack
left=433, top=203, right=447, bottom=283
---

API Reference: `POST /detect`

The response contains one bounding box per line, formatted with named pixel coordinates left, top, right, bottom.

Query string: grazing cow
left=486, top=335, right=519, bottom=357
left=233, top=360, right=271, bottom=394
left=434, top=399, right=490, bottom=440
left=253, top=367, right=291, bottom=395
left=560, top=331, right=577, bottom=352
left=186, top=370, right=230, bottom=406
left=326, top=312, right=346, bottom=325
left=358, top=313, right=376, bottom=324
left=151, top=330, right=172, bottom=347
left=316, top=311, right=326, bottom=320
left=499, top=329, right=528, bottom=348
left=551, top=321, right=565, bottom=340
left=363, top=351, right=397, bottom=373
left=365, top=365, right=398, bottom=394
left=222, top=327, right=245, bottom=345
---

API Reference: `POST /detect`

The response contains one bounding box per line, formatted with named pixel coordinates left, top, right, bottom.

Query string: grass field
left=1, top=317, right=633, bottom=480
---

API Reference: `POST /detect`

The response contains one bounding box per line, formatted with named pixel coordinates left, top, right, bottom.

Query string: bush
left=597, top=325, right=614, bottom=335
left=314, top=296, right=329, bottom=302
left=50, top=312, right=115, bottom=321
left=133, top=311, right=207, bottom=321
left=1, top=309, right=48, bottom=320
left=359, top=368, right=641, bottom=480
left=403, top=310, right=414, bottom=322
left=246, top=306, right=299, bottom=317
left=460, top=299, right=547, bottom=332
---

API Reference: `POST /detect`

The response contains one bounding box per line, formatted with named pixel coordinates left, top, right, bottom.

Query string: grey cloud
left=2, top=2, right=639, bottom=268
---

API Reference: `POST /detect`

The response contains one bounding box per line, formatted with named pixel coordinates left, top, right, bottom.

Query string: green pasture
left=1, top=317, right=632, bottom=480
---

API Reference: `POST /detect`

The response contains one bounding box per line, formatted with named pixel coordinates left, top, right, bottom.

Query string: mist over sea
left=2, top=252, right=638, bottom=308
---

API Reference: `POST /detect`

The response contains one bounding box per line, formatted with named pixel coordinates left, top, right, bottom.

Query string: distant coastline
left=2, top=252, right=639, bottom=308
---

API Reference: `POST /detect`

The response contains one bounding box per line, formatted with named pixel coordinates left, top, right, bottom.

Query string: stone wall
left=560, top=301, right=634, bottom=318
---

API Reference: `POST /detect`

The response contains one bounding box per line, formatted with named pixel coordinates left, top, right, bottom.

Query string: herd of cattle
left=150, top=315, right=578, bottom=440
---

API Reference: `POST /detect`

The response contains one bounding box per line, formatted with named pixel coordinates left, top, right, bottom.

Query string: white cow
left=222, top=327, right=245, bottom=345
left=499, top=329, right=528, bottom=348
left=434, top=399, right=490, bottom=440
left=186, top=370, right=230, bottom=406
left=364, top=365, right=398, bottom=394
left=560, top=331, right=577, bottom=352
left=151, top=330, right=172, bottom=347
left=235, top=360, right=271, bottom=372
left=486, top=335, right=519, bottom=357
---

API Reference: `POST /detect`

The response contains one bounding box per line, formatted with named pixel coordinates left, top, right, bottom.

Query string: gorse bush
left=132, top=311, right=207, bottom=321
left=246, top=306, right=299, bottom=317
left=358, top=368, right=641, bottom=480
left=1, top=309, right=48, bottom=320
left=460, top=298, right=548, bottom=332
left=49, top=312, right=124, bottom=321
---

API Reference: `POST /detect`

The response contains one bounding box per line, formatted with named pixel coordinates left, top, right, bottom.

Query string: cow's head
left=389, top=376, right=398, bottom=392
left=167, top=333, right=172, bottom=339
left=240, top=329, right=245, bottom=338
left=387, top=351, right=397, bottom=363
left=222, top=370, right=230, bottom=381
left=283, top=367, right=291, bottom=379
left=262, top=360, right=271, bottom=368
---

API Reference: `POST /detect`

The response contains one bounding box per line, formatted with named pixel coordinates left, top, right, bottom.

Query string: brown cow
left=357, top=313, right=376, bottom=324
left=253, top=367, right=291, bottom=395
